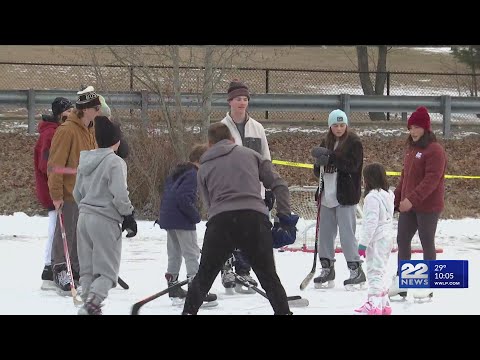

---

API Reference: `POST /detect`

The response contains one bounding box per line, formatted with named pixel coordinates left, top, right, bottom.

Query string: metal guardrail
left=1, top=89, right=480, bottom=137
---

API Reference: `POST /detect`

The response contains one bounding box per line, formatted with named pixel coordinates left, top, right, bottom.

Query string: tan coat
left=47, top=111, right=97, bottom=202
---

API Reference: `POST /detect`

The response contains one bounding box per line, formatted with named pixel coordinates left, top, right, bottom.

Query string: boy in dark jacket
left=157, top=144, right=217, bottom=306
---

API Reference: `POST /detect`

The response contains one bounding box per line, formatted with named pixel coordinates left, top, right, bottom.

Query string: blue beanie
left=328, top=109, right=348, bottom=127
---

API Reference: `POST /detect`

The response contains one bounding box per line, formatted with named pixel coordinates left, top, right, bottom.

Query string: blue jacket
left=158, top=163, right=201, bottom=230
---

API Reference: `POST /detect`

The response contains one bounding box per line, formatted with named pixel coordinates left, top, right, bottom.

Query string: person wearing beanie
left=389, top=106, right=447, bottom=301
left=219, top=79, right=271, bottom=293
left=34, top=97, right=74, bottom=290
left=98, top=94, right=129, bottom=159
left=310, top=109, right=365, bottom=291
left=73, top=115, right=136, bottom=315
left=47, top=86, right=100, bottom=296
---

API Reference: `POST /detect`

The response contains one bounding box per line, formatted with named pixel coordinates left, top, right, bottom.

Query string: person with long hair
left=310, top=109, right=365, bottom=290
left=388, top=106, right=447, bottom=300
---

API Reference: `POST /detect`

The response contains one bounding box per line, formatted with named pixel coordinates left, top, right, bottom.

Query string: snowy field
left=0, top=212, right=478, bottom=315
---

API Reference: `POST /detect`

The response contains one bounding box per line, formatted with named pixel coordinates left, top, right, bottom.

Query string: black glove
left=311, top=146, right=332, bottom=166
left=271, top=214, right=299, bottom=249
left=264, top=190, right=275, bottom=211
left=122, top=212, right=137, bottom=238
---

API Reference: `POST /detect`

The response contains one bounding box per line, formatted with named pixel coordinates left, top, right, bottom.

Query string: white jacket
left=360, top=189, right=395, bottom=248
left=221, top=113, right=271, bottom=198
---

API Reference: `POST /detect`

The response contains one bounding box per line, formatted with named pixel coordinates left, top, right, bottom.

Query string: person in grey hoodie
left=73, top=116, right=137, bottom=315
left=182, top=123, right=296, bottom=315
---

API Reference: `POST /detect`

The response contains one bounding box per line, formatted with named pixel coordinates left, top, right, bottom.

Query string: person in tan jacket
left=47, top=86, right=100, bottom=295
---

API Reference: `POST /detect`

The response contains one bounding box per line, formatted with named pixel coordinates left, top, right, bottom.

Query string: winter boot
left=344, top=261, right=366, bottom=291
left=412, top=289, right=433, bottom=303
left=53, top=262, right=74, bottom=296
left=77, top=294, right=103, bottom=315
left=41, top=265, right=55, bottom=290
left=165, top=273, right=188, bottom=305
left=388, top=274, right=407, bottom=299
left=314, top=258, right=335, bottom=289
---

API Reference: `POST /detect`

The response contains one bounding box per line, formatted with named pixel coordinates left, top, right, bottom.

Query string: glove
left=358, top=244, right=367, bottom=258
left=271, top=213, right=300, bottom=249
left=122, top=212, right=137, bottom=238
left=264, top=190, right=275, bottom=211
left=311, top=147, right=332, bottom=166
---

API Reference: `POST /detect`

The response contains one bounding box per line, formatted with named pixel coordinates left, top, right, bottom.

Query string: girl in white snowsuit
left=355, top=163, right=395, bottom=315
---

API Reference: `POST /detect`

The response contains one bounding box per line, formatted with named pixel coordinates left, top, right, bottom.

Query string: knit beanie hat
left=94, top=116, right=121, bottom=148
left=407, top=106, right=431, bottom=131
left=328, top=109, right=348, bottom=127
left=227, top=79, right=250, bottom=101
left=76, top=86, right=101, bottom=109
left=51, top=97, right=73, bottom=118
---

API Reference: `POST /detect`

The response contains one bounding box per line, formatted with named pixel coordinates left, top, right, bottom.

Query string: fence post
left=27, top=89, right=35, bottom=134
left=129, top=66, right=134, bottom=116
left=386, top=72, right=390, bottom=121
left=265, top=69, right=270, bottom=120
left=441, top=95, right=451, bottom=138
left=340, top=93, right=351, bottom=120
left=402, top=112, right=408, bottom=123
left=141, top=90, right=148, bottom=125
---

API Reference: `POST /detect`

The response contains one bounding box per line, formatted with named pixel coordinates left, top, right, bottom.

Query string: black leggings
left=396, top=211, right=440, bottom=269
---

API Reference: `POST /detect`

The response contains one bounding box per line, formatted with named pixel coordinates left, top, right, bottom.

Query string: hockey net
left=275, top=186, right=443, bottom=254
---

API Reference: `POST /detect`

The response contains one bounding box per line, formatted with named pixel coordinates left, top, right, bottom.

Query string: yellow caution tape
left=272, top=160, right=480, bottom=180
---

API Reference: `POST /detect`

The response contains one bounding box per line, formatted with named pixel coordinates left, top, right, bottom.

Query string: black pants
left=396, top=211, right=440, bottom=270
left=183, top=210, right=290, bottom=315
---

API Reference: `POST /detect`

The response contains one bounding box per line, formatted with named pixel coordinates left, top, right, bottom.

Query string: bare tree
left=356, top=45, right=389, bottom=121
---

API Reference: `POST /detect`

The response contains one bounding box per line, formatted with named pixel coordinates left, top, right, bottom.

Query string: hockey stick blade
left=131, top=278, right=189, bottom=315
left=234, top=273, right=309, bottom=308
left=300, top=271, right=315, bottom=291
left=117, top=276, right=129, bottom=290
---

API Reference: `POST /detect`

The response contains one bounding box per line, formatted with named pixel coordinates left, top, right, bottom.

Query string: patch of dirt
left=1, top=130, right=479, bottom=220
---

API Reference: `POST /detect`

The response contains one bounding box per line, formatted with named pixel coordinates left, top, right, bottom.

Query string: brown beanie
left=227, top=79, right=250, bottom=101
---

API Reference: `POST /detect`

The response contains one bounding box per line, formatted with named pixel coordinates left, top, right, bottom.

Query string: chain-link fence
left=1, top=62, right=479, bottom=125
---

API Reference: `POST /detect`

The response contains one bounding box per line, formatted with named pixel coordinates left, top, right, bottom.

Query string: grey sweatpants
left=166, top=229, right=201, bottom=277
left=52, top=201, right=79, bottom=273
left=76, top=213, right=122, bottom=303
left=318, top=204, right=360, bottom=263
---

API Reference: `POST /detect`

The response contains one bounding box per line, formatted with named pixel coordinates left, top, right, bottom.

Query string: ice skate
left=344, top=261, right=366, bottom=291
left=234, top=273, right=257, bottom=294
left=354, top=295, right=382, bottom=315
left=412, top=289, right=433, bottom=303
left=77, top=294, right=103, bottom=315
left=222, top=258, right=236, bottom=294
left=388, top=275, right=408, bottom=300
left=382, top=293, right=392, bottom=315
left=165, top=273, right=188, bottom=305
left=40, top=265, right=56, bottom=291
left=314, top=258, right=335, bottom=289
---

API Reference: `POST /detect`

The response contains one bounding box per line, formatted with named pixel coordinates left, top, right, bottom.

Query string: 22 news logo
left=400, top=262, right=429, bottom=287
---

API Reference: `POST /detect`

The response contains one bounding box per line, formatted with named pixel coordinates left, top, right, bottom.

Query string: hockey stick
left=233, top=273, right=309, bottom=308
left=58, top=209, right=83, bottom=306
left=131, top=279, right=189, bottom=315
left=299, top=165, right=324, bottom=290
left=117, top=276, right=129, bottom=290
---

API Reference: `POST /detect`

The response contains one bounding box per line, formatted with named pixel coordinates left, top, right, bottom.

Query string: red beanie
left=407, top=106, right=431, bottom=131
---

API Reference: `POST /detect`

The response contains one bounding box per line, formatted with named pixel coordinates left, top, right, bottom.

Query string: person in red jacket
left=34, top=97, right=73, bottom=290
left=389, top=106, right=447, bottom=300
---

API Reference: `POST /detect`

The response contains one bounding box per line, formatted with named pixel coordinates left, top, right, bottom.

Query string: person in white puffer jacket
left=354, top=163, right=395, bottom=315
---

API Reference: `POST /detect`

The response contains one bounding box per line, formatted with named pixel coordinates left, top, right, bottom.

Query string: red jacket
left=34, top=119, right=59, bottom=210
left=394, top=141, right=447, bottom=213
